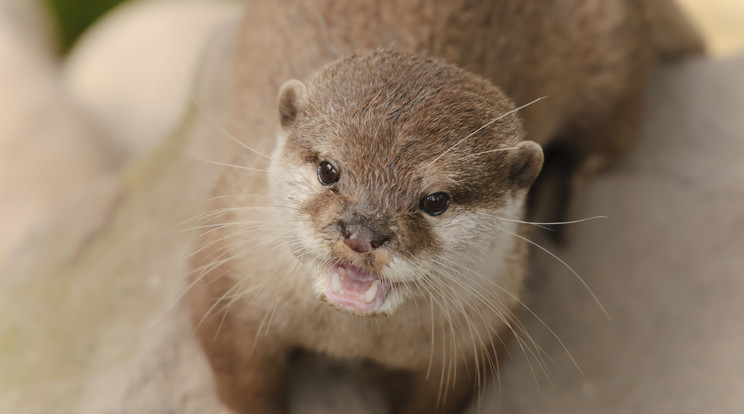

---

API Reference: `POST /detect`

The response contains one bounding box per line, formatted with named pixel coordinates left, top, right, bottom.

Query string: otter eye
left=419, top=192, right=451, bottom=216
left=317, top=161, right=340, bottom=185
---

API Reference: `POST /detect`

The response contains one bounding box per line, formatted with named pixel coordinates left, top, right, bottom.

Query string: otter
left=187, top=1, right=703, bottom=413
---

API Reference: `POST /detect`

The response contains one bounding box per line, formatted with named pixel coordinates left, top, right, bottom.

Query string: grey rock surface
left=0, top=8, right=115, bottom=271
left=489, top=54, right=744, bottom=413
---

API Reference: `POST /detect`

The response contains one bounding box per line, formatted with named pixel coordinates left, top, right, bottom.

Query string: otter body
left=188, top=1, right=702, bottom=413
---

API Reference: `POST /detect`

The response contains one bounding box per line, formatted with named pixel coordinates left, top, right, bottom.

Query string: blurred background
left=1, top=1, right=743, bottom=413
left=677, top=0, right=744, bottom=56
left=44, top=0, right=126, bottom=52
left=32, top=0, right=744, bottom=57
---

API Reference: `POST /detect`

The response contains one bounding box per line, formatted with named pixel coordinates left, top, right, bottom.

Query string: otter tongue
left=325, top=264, right=388, bottom=314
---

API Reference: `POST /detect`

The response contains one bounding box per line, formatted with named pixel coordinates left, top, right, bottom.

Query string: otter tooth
left=331, top=272, right=342, bottom=294
left=363, top=281, right=379, bottom=303
left=337, top=266, right=346, bottom=279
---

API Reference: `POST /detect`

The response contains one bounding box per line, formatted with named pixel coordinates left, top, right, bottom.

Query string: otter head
left=268, top=51, right=542, bottom=316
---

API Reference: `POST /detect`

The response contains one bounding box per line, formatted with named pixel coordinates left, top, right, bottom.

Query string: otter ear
left=509, top=140, right=544, bottom=189
left=278, top=79, right=308, bottom=130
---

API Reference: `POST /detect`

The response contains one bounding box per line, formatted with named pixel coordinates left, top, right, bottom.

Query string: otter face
left=268, top=51, right=542, bottom=316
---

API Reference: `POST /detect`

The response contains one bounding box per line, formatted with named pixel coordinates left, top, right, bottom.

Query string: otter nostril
left=337, top=221, right=351, bottom=239
left=369, top=237, right=390, bottom=249
left=340, top=223, right=390, bottom=253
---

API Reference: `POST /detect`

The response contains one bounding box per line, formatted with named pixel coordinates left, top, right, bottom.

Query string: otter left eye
left=317, top=161, right=340, bottom=185
left=419, top=192, right=451, bottom=216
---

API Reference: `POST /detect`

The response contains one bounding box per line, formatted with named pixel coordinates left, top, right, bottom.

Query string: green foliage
left=43, top=0, right=128, bottom=53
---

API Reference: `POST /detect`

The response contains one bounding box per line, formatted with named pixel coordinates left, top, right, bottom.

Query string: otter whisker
left=180, top=193, right=277, bottom=214
left=182, top=225, right=286, bottom=266
left=429, top=257, right=547, bottom=379
left=183, top=219, right=287, bottom=234
left=417, top=266, right=502, bottom=406
left=202, top=237, right=303, bottom=338
left=255, top=261, right=294, bottom=338
left=430, top=256, right=557, bottom=386
left=435, top=249, right=579, bottom=375
left=414, top=275, right=462, bottom=408
left=490, top=222, right=610, bottom=320
left=458, top=146, right=519, bottom=161
left=398, top=251, right=461, bottom=385
left=186, top=224, right=286, bottom=262
left=162, top=54, right=270, bottom=160
left=179, top=205, right=291, bottom=226
left=212, top=278, right=248, bottom=340
left=426, top=96, right=548, bottom=168
left=183, top=226, right=294, bottom=291
left=162, top=229, right=288, bottom=324
left=399, top=249, right=506, bottom=401
left=193, top=156, right=268, bottom=173
left=477, top=211, right=608, bottom=227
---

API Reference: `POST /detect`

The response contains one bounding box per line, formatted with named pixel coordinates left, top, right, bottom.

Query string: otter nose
left=338, top=221, right=390, bottom=253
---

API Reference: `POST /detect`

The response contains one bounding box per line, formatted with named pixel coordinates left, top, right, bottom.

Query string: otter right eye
left=420, top=192, right=451, bottom=216
left=317, top=161, right=340, bottom=185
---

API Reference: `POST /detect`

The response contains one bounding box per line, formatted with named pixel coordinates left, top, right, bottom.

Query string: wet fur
left=187, top=1, right=703, bottom=413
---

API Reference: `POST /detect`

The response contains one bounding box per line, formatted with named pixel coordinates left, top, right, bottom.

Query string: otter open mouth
left=324, top=263, right=391, bottom=315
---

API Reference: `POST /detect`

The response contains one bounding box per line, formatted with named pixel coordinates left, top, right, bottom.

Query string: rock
left=0, top=7, right=115, bottom=271
left=0, top=0, right=57, bottom=56
left=0, top=17, right=237, bottom=413
left=63, top=0, right=243, bottom=159
left=484, top=53, right=744, bottom=414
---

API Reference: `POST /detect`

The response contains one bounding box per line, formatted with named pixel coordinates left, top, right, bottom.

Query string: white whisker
left=161, top=55, right=270, bottom=159
left=478, top=212, right=608, bottom=227
left=491, top=222, right=610, bottom=320
left=459, top=147, right=519, bottom=160
left=426, top=96, right=548, bottom=168
left=193, top=156, right=267, bottom=173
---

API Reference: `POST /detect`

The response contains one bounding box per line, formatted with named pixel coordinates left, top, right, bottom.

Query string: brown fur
left=188, top=1, right=702, bottom=413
